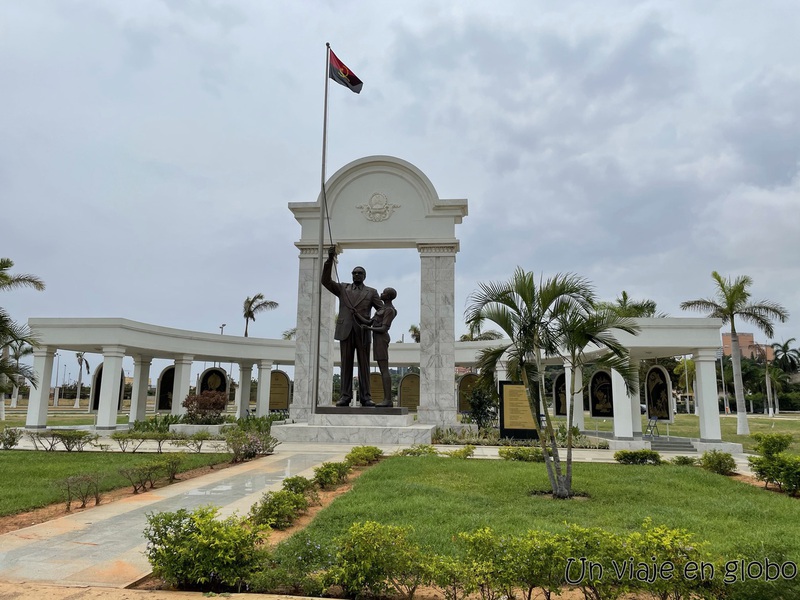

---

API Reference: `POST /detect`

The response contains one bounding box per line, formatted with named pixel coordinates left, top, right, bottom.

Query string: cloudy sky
left=3, top=1, right=799, bottom=382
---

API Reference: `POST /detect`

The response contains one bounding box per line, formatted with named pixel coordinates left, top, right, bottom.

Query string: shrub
left=613, top=449, right=663, bottom=465
left=282, top=475, right=320, bottom=505
left=429, top=554, right=475, bottom=600
left=182, top=390, right=227, bottom=425
left=223, top=425, right=279, bottom=463
left=131, top=413, right=182, bottom=433
left=155, top=454, right=185, bottom=483
left=751, top=432, right=794, bottom=457
left=110, top=431, right=146, bottom=453
left=55, top=473, right=103, bottom=511
left=699, top=450, right=736, bottom=475
left=252, top=531, right=334, bottom=596
left=345, top=445, right=384, bottom=466
left=328, top=521, right=429, bottom=599
left=506, top=530, right=566, bottom=600
left=444, top=445, right=475, bottom=459
left=144, top=506, right=266, bottom=591
left=172, top=430, right=215, bottom=453
left=564, top=524, right=629, bottom=600
left=671, top=455, right=698, bottom=466
left=119, top=462, right=162, bottom=493
left=397, top=444, right=438, bottom=457
left=777, top=454, right=800, bottom=496
left=313, top=461, right=351, bottom=489
left=250, top=489, right=308, bottom=529
left=498, top=446, right=544, bottom=462
left=458, top=527, right=516, bottom=600
left=57, top=430, right=99, bottom=452
left=0, top=426, right=23, bottom=449
left=748, top=455, right=782, bottom=489
left=468, top=387, right=498, bottom=431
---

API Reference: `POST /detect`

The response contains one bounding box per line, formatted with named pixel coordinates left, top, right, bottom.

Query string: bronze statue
left=322, top=246, right=383, bottom=407
left=355, top=287, right=397, bottom=407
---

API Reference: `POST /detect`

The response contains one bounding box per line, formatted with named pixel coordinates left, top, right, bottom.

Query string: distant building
left=721, top=332, right=774, bottom=360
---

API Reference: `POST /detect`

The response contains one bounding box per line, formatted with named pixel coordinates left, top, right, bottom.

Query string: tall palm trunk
left=74, top=366, right=83, bottom=409
left=729, top=323, right=750, bottom=435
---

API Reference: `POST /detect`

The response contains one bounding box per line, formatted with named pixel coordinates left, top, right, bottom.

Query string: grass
left=0, top=450, right=232, bottom=516
left=583, top=413, right=800, bottom=454
left=296, top=456, right=800, bottom=561
left=1, top=414, right=130, bottom=427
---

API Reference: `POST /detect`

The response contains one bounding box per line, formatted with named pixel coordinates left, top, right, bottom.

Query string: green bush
left=458, top=527, right=516, bottom=600
left=172, top=430, right=216, bottom=453
left=110, top=431, right=146, bottom=453
left=671, top=455, right=698, bottom=466
left=699, top=450, right=736, bottom=475
left=328, top=521, right=429, bottom=599
left=182, top=390, right=227, bottom=425
left=252, top=531, right=333, bottom=596
left=429, top=554, right=475, bottom=600
left=345, top=445, right=384, bottom=466
left=313, top=461, right=351, bottom=489
left=397, top=444, right=439, bottom=456
left=777, top=454, right=800, bottom=496
left=55, top=473, right=103, bottom=511
left=564, top=524, right=629, bottom=600
left=223, top=426, right=279, bottom=463
left=498, top=446, right=544, bottom=462
left=144, top=506, right=266, bottom=591
left=27, top=430, right=98, bottom=452
left=155, top=454, right=185, bottom=483
left=282, top=475, right=320, bottom=505
left=0, top=426, right=23, bottom=449
left=467, top=387, right=498, bottom=431
left=119, top=462, right=162, bottom=493
left=751, top=432, right=794, bottom=457
left=444, top=445, right=475, bottom=459
left=613, top=449, right=663, bottom=465
left=250, top=489, right=308, bottom=529
left=506, top=530, right=565, bottom=600
left=131, top=413, right=182, bottom=433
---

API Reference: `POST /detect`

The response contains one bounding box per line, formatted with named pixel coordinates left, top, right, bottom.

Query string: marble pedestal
left=272, top=407, right=436, bottom=444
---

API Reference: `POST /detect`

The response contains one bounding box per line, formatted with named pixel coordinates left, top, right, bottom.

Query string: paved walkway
left=0, top=439, right=755, bottom=597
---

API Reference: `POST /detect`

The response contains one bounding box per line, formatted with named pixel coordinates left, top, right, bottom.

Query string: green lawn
left=1, top=414, right=130, bottom=427
left=298, top=456, right=800, bottom=562
left=582, top=413, right=800, bottom=454
left=0, top=451, right=232, bottom=516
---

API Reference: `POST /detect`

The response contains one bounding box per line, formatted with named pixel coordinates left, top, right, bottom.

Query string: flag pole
left=311, top=43, right=333, bottom=413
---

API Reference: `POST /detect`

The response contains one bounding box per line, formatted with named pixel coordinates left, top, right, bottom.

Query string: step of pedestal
left=272, top=422, right=436, bottom=445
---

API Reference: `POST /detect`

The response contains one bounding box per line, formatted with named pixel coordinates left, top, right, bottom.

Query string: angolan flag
left=329, top=49, right=363, bottom=94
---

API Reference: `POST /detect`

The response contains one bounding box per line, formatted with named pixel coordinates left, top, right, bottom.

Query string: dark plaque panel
left=554, top=372, right=567, bottom=416
left=157, top=366, right=175, bottom=411
left=645, top=366, right=673, bottom=422
left=457, top=373, right=480, bottom=413
left=200, top=368, right=227, bottom=393
left=590, top=371, right=614, bottom=418
left=398, top=373, right=420, bottom=410
left=90, top=365, right=125, bottom=411
left=498, top=380, right=539, bottom=440
left=270, top=370, right=291, bottom=410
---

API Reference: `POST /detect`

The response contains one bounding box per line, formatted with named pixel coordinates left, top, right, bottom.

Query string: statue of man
left=355, top=287, right=397, bottom=407
left=322, top=246, right=383, bottom=407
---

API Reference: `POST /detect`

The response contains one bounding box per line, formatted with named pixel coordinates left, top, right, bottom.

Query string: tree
left=465, top=267, right=639, bottom=498
left=74, top=352, right=90, bottom=408
left=408, top=324, right=420, bottom=343
left=596, top=290, right=662, bottom=317
left=680, top=271, right=789, bottom=435
left=242, top=293, right=278, bottom=337
left=771, top=338, right=800, bottom=374
left=8, top=340, right=33, bottom=407
left=459, top=321, right=504, bottom=341
left=281, top=327, right=297, bottom=340
left=1, top=259, right=45, bottom=414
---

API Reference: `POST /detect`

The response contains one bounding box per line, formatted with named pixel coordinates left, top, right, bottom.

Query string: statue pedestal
left=272, top=406, right=435, bottom=445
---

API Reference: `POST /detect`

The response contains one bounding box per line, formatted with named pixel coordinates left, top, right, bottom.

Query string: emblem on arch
left=356, top=192, right=400, bottom=222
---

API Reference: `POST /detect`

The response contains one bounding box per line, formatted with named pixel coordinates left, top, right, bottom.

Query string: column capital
left=417, top=242, right=459, bottom=256
left=259, top=359, right=274, bottom=369
left=692, top=348, right=719, bottom=362
left=102, top=345, right=127, bottom=358
left=174, top=355, right=194, bottom=366
left=33, top=347, right=55, bottom=358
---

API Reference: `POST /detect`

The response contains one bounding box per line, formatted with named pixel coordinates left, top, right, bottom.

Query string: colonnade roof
left=29, top=317, right=723, bottom=367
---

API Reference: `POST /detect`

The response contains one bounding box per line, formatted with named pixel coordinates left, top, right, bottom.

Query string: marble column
left=628, top=360, right=642, bottom=438
left=694, top=349, right=723, bottom=442
left=290, top=245, right=335, bottom=420
left=256, top=360, right=273, bottom=417
left=26, top=347, right=56, bottom=429
left=611, top=368, right=634, bottom=440
left=237, top=362, right=254, bottom=419
left=129, top=356, right=152, bottom=424
left=565, top=364, right=586, bottom=430
left=171, top=355, right=193, bottom=417
left=417, top=243, right=458, bottom=426
left=97, top=346, right=125, bottom=430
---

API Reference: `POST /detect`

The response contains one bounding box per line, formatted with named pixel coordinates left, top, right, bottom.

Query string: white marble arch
left=288, top=155, right=468, bottom=425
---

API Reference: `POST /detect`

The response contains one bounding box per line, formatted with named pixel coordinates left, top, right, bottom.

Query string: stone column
left=129, top=356, right=152, bottom=424
left=26, top=347, right=56, bottom=429
left=290, top=245, right=335, bottom=420
left=97, top=346, right=125, bottom=430
left=611, top=368, right=634, bottom=440
left=237, top=363, right=254, bottom=419
left=694, top=349, right=722, bottom=442
left=417, top=243, right=458, bottom=426
left=565, top=364, right=585, bottom=430
left=256, top=360, right=274, bottom=417
left=628, top=360, right=642, bottom=438
left=171, top=355, right=193, bottom=417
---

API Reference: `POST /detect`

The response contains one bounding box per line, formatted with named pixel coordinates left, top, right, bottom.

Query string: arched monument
left=287, top=155, right=468, bottom=429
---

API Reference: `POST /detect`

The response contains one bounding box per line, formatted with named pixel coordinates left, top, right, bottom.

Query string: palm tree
left=242, top=293, right=278, bottom=337
left=73, top=352, right=90, bottom=409
left=596, top=290, right=663, bottom=317
left=281, top=328, right=297, bottom=340
left=459, top=322, right=504, bottom=341
left=466, top=268, right=635, bottom=498
left=771, top=338, right=800, bottom=374
left=0, top=258, right=45, bottom=293
left=680, top=271, right=789, bottom=435
left=8, top=340, right=33, bottom=407
left=408, top=324, right=420, bottom=343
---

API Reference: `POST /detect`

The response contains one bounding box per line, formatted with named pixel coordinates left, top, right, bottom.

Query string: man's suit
left=322, top=255, right=383, bottom=405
